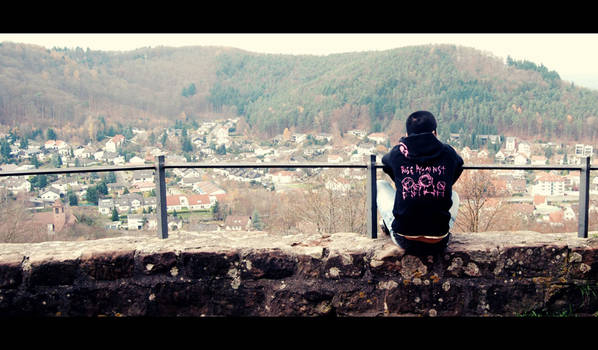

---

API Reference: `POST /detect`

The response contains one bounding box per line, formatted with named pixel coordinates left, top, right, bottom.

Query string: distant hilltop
left=1, top=42, right=598, bottom=143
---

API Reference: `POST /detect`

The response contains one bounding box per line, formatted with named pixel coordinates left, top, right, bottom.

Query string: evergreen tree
left=86, top=186, right=99, bottom=205
left=67, top=189, right=78, bottom=206
left=0, top=139, right=11, bottom=161
left=51, top=154, right=63, bottom=168
left=111, top=207, right=119, bottom=221
left=251, top=209, right=263, bottom=230
left=46, top=128, right=57, bottom=140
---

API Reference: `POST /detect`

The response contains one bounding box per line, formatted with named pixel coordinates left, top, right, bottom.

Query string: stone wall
left=1, top=230, right=597, bottom=317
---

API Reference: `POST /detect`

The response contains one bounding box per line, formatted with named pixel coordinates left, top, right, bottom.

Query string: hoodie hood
left=398, top=132, right=444, bottom=161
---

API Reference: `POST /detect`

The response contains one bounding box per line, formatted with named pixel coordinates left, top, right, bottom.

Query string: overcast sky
left=2, top=33, right=598, bottom=88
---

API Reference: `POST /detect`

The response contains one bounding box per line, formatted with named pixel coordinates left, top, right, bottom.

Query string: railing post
left=578, top=156, right=591, bottom=238
left=155, top=155, right=168, bottom=239
left=366, top=154, right=377, bottom=239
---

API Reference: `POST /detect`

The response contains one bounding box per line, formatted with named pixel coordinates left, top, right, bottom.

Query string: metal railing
left=0, top=155, right=595, bottom=239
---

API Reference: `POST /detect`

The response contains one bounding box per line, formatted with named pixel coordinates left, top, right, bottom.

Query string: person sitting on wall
left=377, top=110, right=464, bottom=255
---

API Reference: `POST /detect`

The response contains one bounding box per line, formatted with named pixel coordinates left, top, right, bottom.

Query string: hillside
left=1, top=41, right=598, bottom=144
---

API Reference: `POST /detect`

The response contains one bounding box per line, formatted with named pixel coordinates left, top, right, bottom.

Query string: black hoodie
left=381, top=132, right=464, bottom=237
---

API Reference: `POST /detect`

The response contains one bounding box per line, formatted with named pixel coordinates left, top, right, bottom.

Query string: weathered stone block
left=81, top=251, right=135, bottom=281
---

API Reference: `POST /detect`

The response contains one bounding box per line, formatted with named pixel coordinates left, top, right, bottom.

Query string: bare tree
left=453, top=170, right=508, bottom=233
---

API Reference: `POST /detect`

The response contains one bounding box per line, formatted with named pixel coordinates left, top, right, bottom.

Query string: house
left=327, top=154, right=343, bottom=163
left=40, top=187, right=62, bottom=202
left=271, top=170, right=296, bottom=184
left=575, top=144, right=593, bottom=157
left=367, top=132, right=387, bottom=144
left=506, top=137, right=516, bottom=152
left=531, top=155, right=547, bottom=165
left=513, top=154, right=528, bottom=165
left=193, top=182, right=226, bottom=202
left=563, top=173, right=581, bottom=190
left=495, top=150, right=505, bottom=163
left=3, top=177, right=31, bottom=194
left=187, top=194, right=213, bottom=210
left=563, top=206, right=576, bottom=221
left=325, top=177, right=351, bottom=192
left=314, top=133, right=332, bottom=143
left=105, top=134, right=125, bottom=153
left=533, top=173, right=565, bottom=196
left=224, top=215, right=252, bottom=231
left=461, top=147, right=473, bottom=160
left=168, top=215, right=184, bottom=230
left=127, top=156, right=145, bottom=165
left=166, top=194, right=187, bottom=212
left=98, top=198, right=115, bottom=215
left=132, top=170, right=154, bottom=184
left=211, top=126, right=229, bottom=146
left=347, top=129, right=367, bottom=138
left=115, top=193, right=144, bottom=213
left=179, top=176, right=203, bottom=188
left=107, top=182, right=126, bottom=195
left=355, top=142, right=376, bottom=155
left=517, top=142, right=531, bottom=157
left=130, top=181, right=154, bottom=193
left=291, top=133, right=307, bottom=143
left=44, top=140, right=68, bottom=150
left=127, top=214, right=147, bottom=230
left=477, top=149, right=489, bottom=159
left=73, top=145, right=93, bottom=159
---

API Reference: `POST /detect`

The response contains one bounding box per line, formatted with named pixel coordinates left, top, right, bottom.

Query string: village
left=0, top=117, right=597, bottom=236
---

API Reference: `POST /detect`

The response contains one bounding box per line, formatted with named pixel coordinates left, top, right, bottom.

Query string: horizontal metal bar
left=0, top=164, right=155, bottom=177
left=164, top=162, right=368, bottom=169
left=0, top=162, right=595, bottom=177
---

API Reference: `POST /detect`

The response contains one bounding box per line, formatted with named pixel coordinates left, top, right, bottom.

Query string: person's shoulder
left=442, top=143, right=464, bottom=161
left=442, top=142, right=459, bottom=154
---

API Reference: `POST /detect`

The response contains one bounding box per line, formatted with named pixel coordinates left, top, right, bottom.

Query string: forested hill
left=1, top=41, right=598, bottom=144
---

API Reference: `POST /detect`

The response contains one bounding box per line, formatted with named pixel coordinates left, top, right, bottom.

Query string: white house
left=514, top=154, right=528, bottom=165
left=211, top=126, right=229, bottom=146
left=98, top=198, right=114, bottom=215
left=347, top=129, right=367, bottom=138
left=531, top=155, right=547, bottom=165
left=40, top=187, right=61, bottom=202
left=517, top=142, right=531, bottom=157
left=563, top=206, right=576, bottom=221
left=325, top=177, right=351, bottom=192
left=291, top=133, right=307, bottom=143
left=355, top=143, right=376, bottom=155
left=224, top=215, right=252, bottom=231
left=105, top=134, right=125, bottom=153
left=187, top=194, right=213, bottom=210
left=3, top=177, right=31, bottom=194
left=127, top=214, right=146, bottom=230
left=533, top=173, right=565, bottom=196
left=367, top=132, right=387, bottom=144
left=495, top=150, right=505, bottom=163
left=271, top=170, right=296, bottom=184
left=166, top=194, right=187, bottom=212
left=327, top=154, right=343, bottom=163
left=506, top=137, right=516, bottom=152
left=132, top=170, right=154, bottom=184
left=127, top=156, right=145, bottom=165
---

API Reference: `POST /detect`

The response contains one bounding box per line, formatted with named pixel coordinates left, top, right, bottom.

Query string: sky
left=2, top=33, right=598, bottom=89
